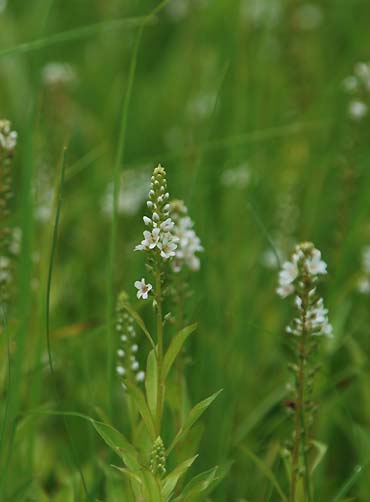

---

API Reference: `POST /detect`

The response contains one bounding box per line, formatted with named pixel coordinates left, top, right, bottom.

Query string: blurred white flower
left=102, top=167, right=150, bottom=218
left=349, top=100, right=368, bottom=120
left=42, top=62, right=76, bottom=87
left=170, top=200, right=203, bottom=272
left=221, top=164, right=250, bottom=189
left=0, top=0, right=7, bottom=14
left=241, top=0, right=283, bottom=27
left=294, top=3, right=323, bottom=31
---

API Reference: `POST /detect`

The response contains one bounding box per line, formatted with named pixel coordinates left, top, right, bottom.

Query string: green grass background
left=1, top=0, right=370, bottom=500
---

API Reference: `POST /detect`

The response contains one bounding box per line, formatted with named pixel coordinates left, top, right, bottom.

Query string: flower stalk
left=277, top=242, right=332, bottom=502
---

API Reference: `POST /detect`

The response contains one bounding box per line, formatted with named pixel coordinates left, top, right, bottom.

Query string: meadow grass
left=1, top=0, right=370, bottom=500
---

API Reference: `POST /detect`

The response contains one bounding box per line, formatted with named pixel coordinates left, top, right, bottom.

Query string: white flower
left=135, top=228, right=161, bottom=251
left=158, top=233, right=178, bottom=259
left=279, top=261, right=298, bottom=285
left=277, top=283, right=295, bottom=298
left=349, top=100, right=368, bottom=120
left=134, top=278, right=153, bottom=300
left=160, top=217, right=175, bottom=232
left=42, top=62, right=76, bottom=87
left=343, top=75, right=358, bottom=93
left=136, top=371, right=145, bottom=382
left=306, top=249, right=327, bottom=275
left=116, top=366, right=126, bottom=376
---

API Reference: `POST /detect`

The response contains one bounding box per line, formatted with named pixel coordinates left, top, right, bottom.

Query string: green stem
left=289, top=285, right=311, bottom=502
left=155, top=257, right=165, bottom=435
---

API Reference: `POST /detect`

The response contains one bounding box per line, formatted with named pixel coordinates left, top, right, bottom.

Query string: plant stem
left=290, top=284, right=311, bottom=502
left=155, top=256, right=165, bottom=435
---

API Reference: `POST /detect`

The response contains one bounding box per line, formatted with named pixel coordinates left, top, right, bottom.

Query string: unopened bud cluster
left=149, top=436, right=166, bottom=477
left=115, top=293, right=145, bottom=389
left=170, top=200, right=203, bottom=272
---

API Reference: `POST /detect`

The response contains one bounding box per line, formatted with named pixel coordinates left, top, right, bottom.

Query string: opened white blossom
left=135, top=278, right=152, bottom=300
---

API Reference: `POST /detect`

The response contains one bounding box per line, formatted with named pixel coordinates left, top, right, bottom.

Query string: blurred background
left=1, top=0, right=370, bottom=500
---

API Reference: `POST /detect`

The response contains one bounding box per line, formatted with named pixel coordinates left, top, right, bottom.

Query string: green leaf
left=127, top=382, right=156, bottom=440
left=111, top=465, right=143, bottom=487
left=162, top=455, right=198, bottom=499
left=169, top=390, right=222, bottom=453
left=140, top=468, right=164, bottom=502
left=146, top=349, right=158, bottom=418
left=174, top=464, right=228, bottom=501
left=91, top=420, right=141, bottom=471
left=28, top=409, right=141, bottom=471
left=240, top=445, right=287, bottom=501
left=310, top=440, right=327, bottom=474
left=162, top=324, right=197, bottom=380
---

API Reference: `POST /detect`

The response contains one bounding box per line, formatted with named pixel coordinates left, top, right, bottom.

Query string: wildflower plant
left=89, top=165, right=224, bottom=500
left=277, top=242, right=332, bottom=502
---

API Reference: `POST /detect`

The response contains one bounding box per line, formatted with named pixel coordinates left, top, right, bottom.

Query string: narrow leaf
left=175, top=462, right=231, bottom=501
left=169, top=390, right=222, bottom=453
left=162, top=455, right=199, bottom=499
left=163, top=324, right=197, bottom=380
left=240, top=446, right=287, bottom=501
left=127, top=382, right=156, bottom=440
left=310, top=440, right=327, bottom=474
left=146, top=349, right=158, bottom=417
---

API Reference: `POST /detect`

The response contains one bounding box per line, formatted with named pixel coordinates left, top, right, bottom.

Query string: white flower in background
left=240, top=0, right=283, bottom=27
left=221, top=164, right=250, bottom=189
left=9, top=227, right=22, bottom=256
left=134, top=278, right=152, bottom=300
left=186, top=90, right=217, bottom=121
left=349, top=100, right=368, bottom=120
left=278, top=242, right=332, bottom=338
left=102, top=167, right=150, bottom=218
left=357, top=246, right=370, bottom=294
left=42, top=62, right=76, bottom=87
left=166, top=0, right=189, bottom=20
left=0, top=119, right=17, bottom=153
left=0, top=0, right=7, bottom=15
left=170, top=200, right=203, bottom=272
left=343, top=62, right=370, bottom=120
left=294, top=3, right=323, bottom=31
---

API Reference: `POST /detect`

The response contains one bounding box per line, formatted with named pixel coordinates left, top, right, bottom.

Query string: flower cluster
left=135, top=164, right=178, bottom=260
left=343, top=62, right=370, bottom=120
left=170, top=200, right=203, bottom=272
left=149, top=436, right=166, bottom=477
left=115, top=293, right=145, bottom=388
left=277, top=242, right=332, bottom=337
left=134, top=165, right=181, bottom=299
left=0, top=119, right=17, bottom=154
